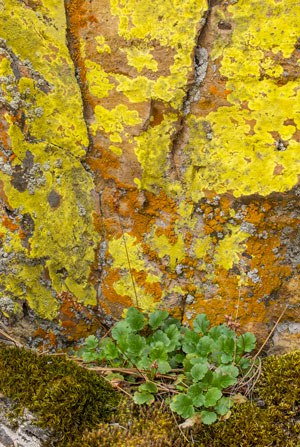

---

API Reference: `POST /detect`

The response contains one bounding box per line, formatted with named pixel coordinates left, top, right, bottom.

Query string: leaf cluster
left=79, top=308, right=256, bottom=425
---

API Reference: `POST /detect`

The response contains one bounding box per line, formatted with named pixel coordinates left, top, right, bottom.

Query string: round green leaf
left=199, top=371, right=214, bottom=389
left=187, top=384, right=205, bottom=407
left=139, top=382, right=158, bottom=394
left=149, top=342, right=168, bottom=362
left=211, top=370, right=237, bottom=389
left=170, top=394, right=195, bottom=419
left=127, top=334, right=146, bottom=356
left=125, top=307, right=146, bottom=331
left=136, top=356, right=152, bottom=370
left=215, top=396, right=232, bottom=416
left=161, top=316, right=181, bottom=329
left=219, top=364, right=239, bottom=378
left=149, top=310, right=169, bottom=329
left=193, top=314, right=210, bottom=334
left=111, top=320, right=131, bottom=340
left=191, top=363, right=209, bottom=382
left=196, top=335, right=214, bottom=356
left=148, top=330, right=170, bottom=347
left=157, top=360, right=172, bottom=374
left=182, top=330, right=200, bottom=354
left=84, top=335, right=99, bottom=349
left=99, top=338, right=119, bottom=360
left=209, top=324, right=232, bottom=341
left=115, top=334, right=129, bottom=352
left=200, top=410, right=218, bottom=425
left=221, top=353, right=234, bottom=364
left=238, top=332, right=256, bottom=353
left=81, top=351, right=99, bottom=362
left=214, top=333, right=235, bottom=357
left=133, top=391, right=154, bottom=405
left=164, top=324, right=181, bottom=351
left=203, top=387, right=222, bottom=407
left=238, top=357, right=251, bottom=370
left=223, top=335, right=235, bottom=354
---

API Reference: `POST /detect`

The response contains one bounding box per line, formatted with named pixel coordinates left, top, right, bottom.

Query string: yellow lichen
left=113, top=274, right=158, bottom=312
left=108, top=0, right=208, bottom=107
left=95, top=35, right=111, bottom=54
left=85, top=59, right=115, bottom=99
left=0, top=0, right=98, bottom=317
left=109, top=234, right=145, bottom=271
left=109, top=234, right=162, bottom=309
left=152, top=231, right=185, bottom=270
left=184, top=0, right=300, bottom=199
left=214, top=227, right=249, bottom=271
left=194, top=237, right=212, bottom=259
left=110, top=0, right=208, bottom=108
left=109, top=145, right=123, bottom=156
left=91, top=104, right=142, bottom=142
left=123, top=47, right=158, bottom=73
left=134, top=113, right=180, bottom=191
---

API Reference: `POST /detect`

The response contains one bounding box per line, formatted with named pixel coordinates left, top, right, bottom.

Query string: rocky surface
left=0, top=0, right=299, bottom=350
left=0, top=396, right=51, bottom=447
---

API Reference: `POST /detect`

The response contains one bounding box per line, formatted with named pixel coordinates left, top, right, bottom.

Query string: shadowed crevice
left=63, top=0, right=94, bottom=156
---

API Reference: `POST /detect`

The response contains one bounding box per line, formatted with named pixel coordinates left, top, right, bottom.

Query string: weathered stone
left=0, top=0, right=299, bottom=350
left=0, top=397, right=51, bottom=447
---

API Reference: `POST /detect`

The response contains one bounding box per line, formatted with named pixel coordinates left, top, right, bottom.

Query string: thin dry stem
left=86, top=365, right=181, bottom=380
left=170, top=408, right=191, bottom=444
left=0, top=328, right=22, bottom=347
left=253, top=305, right=288, bottom=360
left=117, top=214, right=139, bottom=308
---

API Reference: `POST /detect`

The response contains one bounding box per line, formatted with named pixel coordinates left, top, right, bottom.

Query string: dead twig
left=113, top=383, right=133, bottom=399
left=253, top=305, right=288, bottom=360
left=235, top=305, right=288, bottom=387
left=170, top=407, right=191, bottom=444
left=0, top=328, right=22, bottom=347
left=86, top=365, right=182, bottom=380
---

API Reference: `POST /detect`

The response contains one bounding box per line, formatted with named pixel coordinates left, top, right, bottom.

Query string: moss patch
left=0, top=344, right=119, bottom=446
left=76, top=399, right=181, bottom=447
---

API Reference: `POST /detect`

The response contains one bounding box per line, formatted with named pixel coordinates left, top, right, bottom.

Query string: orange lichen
left=33, top=328, right=57, bottom=349
left=102, top=269, right=132, bottom=308
left=1, top=215, right=19, bottom=232
left=133, top=271, right=162, bottom=302
left=209, top=85, right=232, bottom=98
left=243, top=203, right=266, bottom=225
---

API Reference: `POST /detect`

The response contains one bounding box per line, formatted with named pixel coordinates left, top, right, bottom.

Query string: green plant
left=79, top=308, right=256, bottom=425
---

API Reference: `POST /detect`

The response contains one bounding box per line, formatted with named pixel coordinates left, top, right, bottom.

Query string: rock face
left=0, top=0, right=299, bottom=349
left=0, top=396, right=51, bottom=447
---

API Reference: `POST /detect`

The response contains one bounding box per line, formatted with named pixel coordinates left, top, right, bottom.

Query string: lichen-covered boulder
left=0, top=0, right=299, bottom=349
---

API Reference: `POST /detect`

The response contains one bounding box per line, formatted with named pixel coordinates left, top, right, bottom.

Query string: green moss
left=257, top=350, right=300, bottom=408
left=0, top=344, right=119, bottom=446
left=75, top=398, right=180, bottom=447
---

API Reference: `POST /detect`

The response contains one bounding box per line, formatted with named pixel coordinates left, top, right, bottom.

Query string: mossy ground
left=0, top=344, right=119, bottom=446
left=0, top=345, right=299, bottom=446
